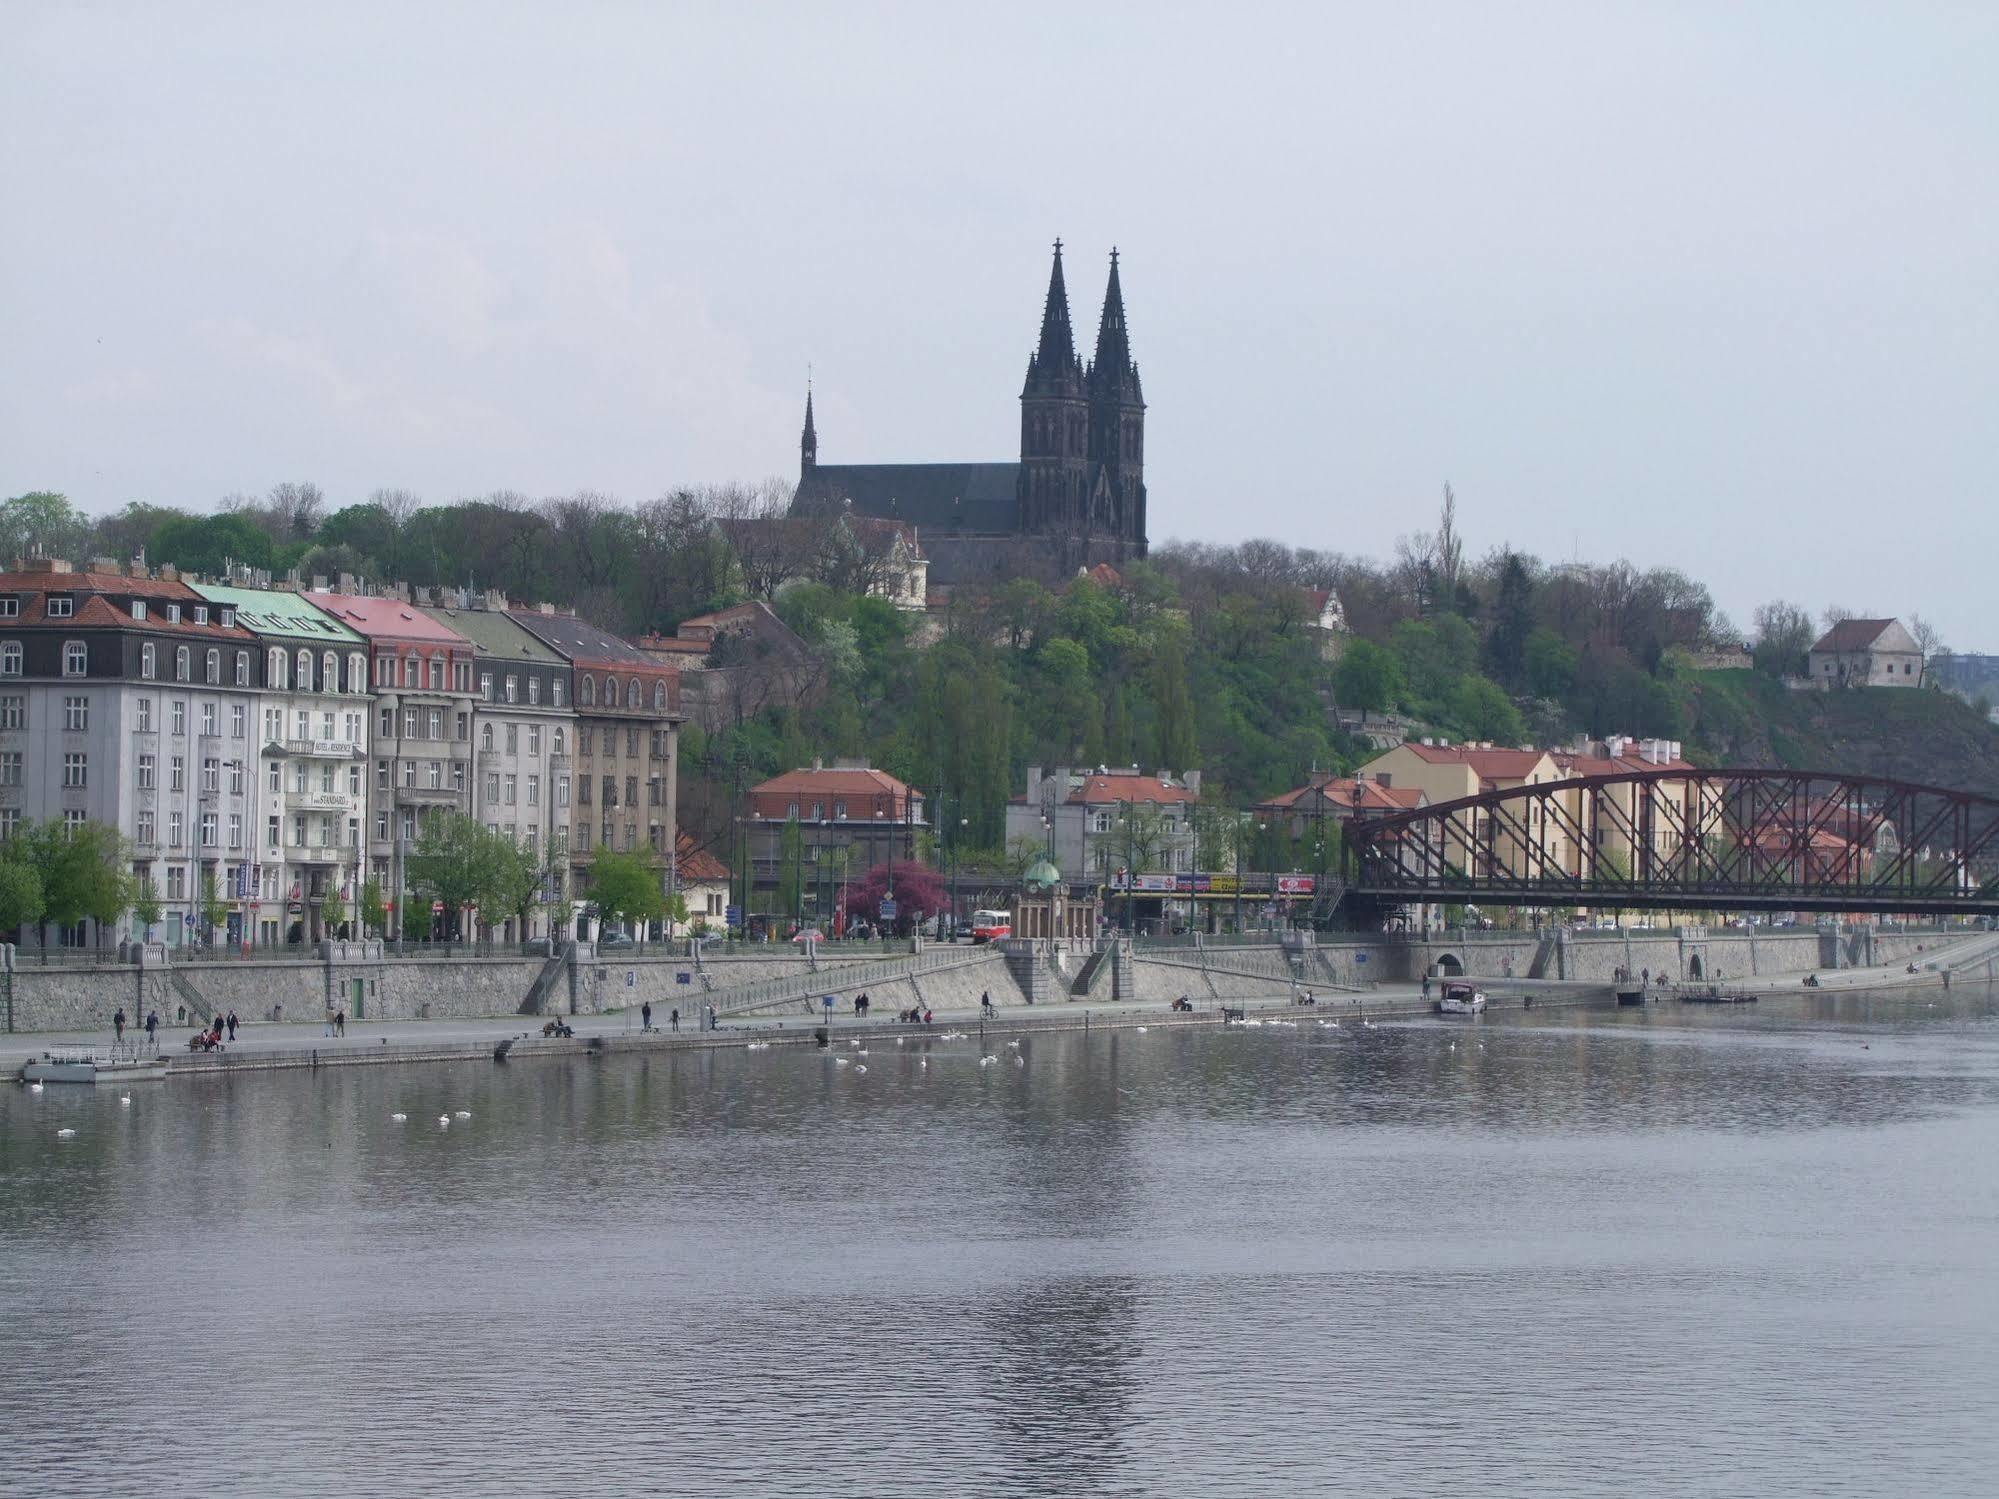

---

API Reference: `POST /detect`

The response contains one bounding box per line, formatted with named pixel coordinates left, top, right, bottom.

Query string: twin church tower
left=792, top=242, right=1148, bottom=584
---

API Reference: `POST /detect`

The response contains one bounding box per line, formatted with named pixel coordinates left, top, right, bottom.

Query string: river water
left=5, top=988, right=1999, bottom=1497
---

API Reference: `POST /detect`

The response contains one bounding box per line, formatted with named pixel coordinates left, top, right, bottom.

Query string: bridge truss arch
left=1342, top=767, right=1999, bottom=917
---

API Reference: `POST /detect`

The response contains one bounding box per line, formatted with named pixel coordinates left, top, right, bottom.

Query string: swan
left=56, top=1127, right=76, bottom=1139
left=833, top=1057, right=850, bottom=1067
left=120, top=1095, right=132, bottom=1107
left=454, top=1110, right=471, bottom=1120
left=854, top=1065, right=868, bottom=1074
left=1013, top=1055, right=1025, bottom=1067
left=390, top=1112, right=408, bottom=1123
left=28, top=1081, right=43, bottom=1093
left=1006, top=1040, right=1021, bottom=1049
left=855, top=1049, right=869, bottom=1057
left=1135, top=1026, right=1149, bottom=1033
left=918, top=1058, right=928, bottom=1069
left=978, top=1055, right=997, bottom=1067
left=437, top=1116, right=451, bottom=1127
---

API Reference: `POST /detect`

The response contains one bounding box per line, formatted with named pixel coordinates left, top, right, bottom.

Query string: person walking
left=335, top=1009, right=346, bottom=1037
left=705, top=1003, right=716, bottom=1032
left=226, top=1010, right=239, bottom=1042
left=642, top=1001, right=653, bottom=1033
left=114, top=1008, right=128, bottom=1043
left=670, top=1007, right=680, bottom=1033
left=145, top=1009, right=159, bottom=1046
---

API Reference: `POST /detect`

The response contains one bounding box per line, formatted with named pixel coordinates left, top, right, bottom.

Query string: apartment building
left=420, top=593, right=574, bottom=939
left=304, top=591, right=477, bottom=905
left=191, top=580, right=372, bottom=943
left=0, top=559, right=265, bottom=946
left=507, top=606, right=681, bottom=926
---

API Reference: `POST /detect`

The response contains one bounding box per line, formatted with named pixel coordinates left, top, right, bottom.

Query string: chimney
left=156, top=563, right=178, bottom=582
left=485, top=589, right=507, bottom=611
left=1184, top=769, right=1202, bottom=795
left=539, top=602, right=555, bottom=615
left=91, top=556, right=121, bottom=575
left=312, top=575, right=329, bottom=592
left=337, top=572, right=358, bottom=593
left=1026, top=765, right=1042, bottom=805
left=811, top=756, right=824, bottom=773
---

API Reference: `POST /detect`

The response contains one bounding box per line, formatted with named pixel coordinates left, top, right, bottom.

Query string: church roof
left=801, top=462, right=1020, bottom=534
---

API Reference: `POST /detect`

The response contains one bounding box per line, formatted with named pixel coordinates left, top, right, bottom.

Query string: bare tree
left=1908, top=614, right=1946, bottom=684
left=267, top=481, right=327, bottom=539
left=369, top=487, right=422, bottom=526
left=1433, top=482, right=1463, bottom=607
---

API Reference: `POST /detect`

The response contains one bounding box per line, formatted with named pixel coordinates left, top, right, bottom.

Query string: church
left=792, top=242, right=1149, bottom=585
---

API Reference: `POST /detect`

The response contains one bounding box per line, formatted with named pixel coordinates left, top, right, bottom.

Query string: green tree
left=198, top=872, right=230, bottom=939
left=320, top=889, right=349, bottom=937
left=130, top=876, right=162, bottom=938
left=405, top=813, right=497, bottom=938
left=358, top=878, right=388, bottom=936
left=1447, top=675, right=1526, bottom=744
left=588, top=846, right=664, bottom=934
left=0, top=855, right=45, bottom=936
left=1150, top=628, right=1197, bottom=770
left=1, top=491, right=92, bottom=565
left=483, top=836, right=547, bottom=935
left=20, top=819, right=132, bottom=947
left=1331, top=639, right=1403, bottom=713
left=1523, top=628, right=1579, bottom=699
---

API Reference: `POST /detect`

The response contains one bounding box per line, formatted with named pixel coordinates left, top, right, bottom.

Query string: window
left=401, top=761, right=414, bottom=787
left=375, top=655, right=392, bottom=689
left=505, top=724, right=517, bottom=754
left=136, top=754, right=155, bottom=790
left=604, top=675, right=618, bottom=707
left=552, top=728, right=565, bottom=756
left=653, top=681, right=667, bottom=711
left=485, top=772, right=500, bottom=802
left=626, top=728, right=639, bottom=758
left=173, top=645, right=188, bottom=681
left=349, top=653, right=366, bottom=692
left=552, top=677, right=565, bottom=707
left=267, top=814, right=281, bottom=849
left=166, top=604, right=180, bottom=625
left=63, top=752, right=87, bottom=787
left=0, top=597, right=14, bottom=618
left=580, top=675, right=595, bottom=707
left=229, top=761, right=244, bottom=795
left=136, top=810, right=154, bottom=845
left=451, top=762, right=465, bottom=793
left=47, top=595, right=73, bottom=618
left=403, top=708, right=418, bottom=739
left=294, top=762, right=309, bottom=795
left=192, top=605, right=208, bottom=625
left=166, top=865, right=185, bottom=898
left=319, top=763, right=334, bottom=795
left=504, top=774, right=517, bottom=805
left=292, top=815, right=306, bottom=848
left=504, top=674, right=518, bottom=704
left=323, top=652, right=337, bottom=692
left=268, top=760, right=281, bottom=793
left=220, top=609, right=234, bottom=629
left=626, top=775, right=638, bottom=807
left=169, top=756, right=185, bottom=792
left=427, top=708, right=442, bottom=739
left=141, top=642, right=156, bottom=679
left=455, top=712, right=468, bottom=740
left=557, top=776, right=569, bottom=808
left=379, top=707, right=393, bottom=737
left=528, top=725, right=541, bottom=756
left=200, top=812, right=218, bottom=848
left=0, top=750, right=20, bottom=786
left=527, top=774, right=540, bottom=806
left=202, top=702, right=217, bottom=737
left=403, top=653, right=418, bottom=688
left=428, top=656, right=443, bottom=691
left=1, top=695, right=23, bottom=729
left=171, top=700, right=185, bottom=736
left=481, top=671, right=494, bottom=701
left=0, top=642, right=19, bottom=677
left=205, top=649, right=220, bottom=685
left=228, top=814, right=242, bottom=850
left=374, top=810, right=388, bottom=841
left=348, top=764, right=361, bottom=795
left=296, top=649, right=313, bottom=691
left=527, top=676, right=541, bottom=706
left=605, top=777, right=619, bottom=807
left=235, top=651, right=250, bottom=686
left=64, top=695, right=89, bottom=731
left=576, top=824, right=591, bottom=852
left=428, top=760, right=442, bottom=789
left=578, top=775, right=592, bottom=806
left=834, top=799, right=846, bottom=820
left=348, top=817, right=360, bottom=849
left=202, top=758, right=219, bottom=792
left=65, top=642, right=88, bottom=676
left=480, top=723, right=495, bottom=752
left=377, top=759, right=390, bottom=790
left=231, top=704, right=245, bottom=739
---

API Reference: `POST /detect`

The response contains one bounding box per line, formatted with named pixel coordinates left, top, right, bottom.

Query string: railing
left=713, top=946, right=995, bottom=1018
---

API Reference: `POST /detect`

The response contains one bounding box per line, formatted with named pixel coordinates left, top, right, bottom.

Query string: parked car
left=598, top=932, right=635, bottom=951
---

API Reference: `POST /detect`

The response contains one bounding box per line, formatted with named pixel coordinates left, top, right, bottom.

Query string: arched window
left=141, top=642, right=156, bottom=679
left=235, top=651, right=250, bottom=686
left=204, top=648, right=220, bottom=684
left=651, top=681, right=666, bottom=711
left=603, top=674, right=616, bottom=706
left=323, top=652, right=337, bottom=693
left=627, top=677, right=640, bottom=708
left=174, top=646, right=190, bottom=681
left=552, top=728, right=565, bottom=755
left=579, top=675, right=595, bottom=707
left=296, top=649, right=313, bottom=692
left=269, top=648, right=287, bottom=690
left=349, top=653, right=366, bottom=693
left=65, top=641, right=88, bottom=676
left=0, top=641, right=20, bottom=676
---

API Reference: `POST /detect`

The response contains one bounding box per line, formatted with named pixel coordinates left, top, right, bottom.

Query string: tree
left=775, top=815, right=804, bottom=920
left=0, top=855, right=44, bottom=937
left=320, top=889, right=349, bottom=938
left=1332, top=639, right=1402, bottom=714
left=405, top=813, right=497, bottom=938
left=483, top=836, right=547, bottom=935
left=18, top=819, right=132, bottom=947
left=840, top=862, right=948, bottom=935
left=587, top=846, right=664, bottom=934
left=1448, top=675, right=1526, bottom=744
left=1486, top=549, right=1536, bottom=685
left=198, top=872, right=230, bottom=941
left=1523, top=628, right=1579, bottom=700
left=130, top=877, right=161, bottom=938
left=1752, top=601, right=1817, bottom=678
left=1908, top=614, right=1946, bottom=684
left=1150, top=628, right=1197, bottom=770
left=1, top=491, right=92, bottom=565
left=358, top=878, right=388, bottom=936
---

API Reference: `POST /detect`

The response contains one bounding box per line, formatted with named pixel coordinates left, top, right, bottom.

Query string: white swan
left=1006, top=1040, right=1021, bottom=1049
left=1013, top=1055, right=1025, bottom=1067
left=437, top=1115, right=451, bottom=1127
left=1135, top=1026, right=1149, bottom=1033
left=854, top=1064, right=868, bottom=1074
left=454, top=1110, right=471, bottom=1120
left=120, top=1095, right=132, bottom=1106
left=918, top=1058, right=928, bottom=1069
left=833, top=1057, right=850, bottom=1067
left=978, top=1055, right=997, bottom=1067
left=390, top=1112, right=408, bottom=1122
left=56, top=1127, right=76, bottom=1139
left=28, top=1081, right=43, bottom=1093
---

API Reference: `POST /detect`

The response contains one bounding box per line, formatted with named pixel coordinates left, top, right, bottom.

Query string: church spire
left=800, top=381, right=817, bottom=476
left=1026, top=239, right=1080, bottom=388
left=1091, top=247, right=1133, bottom=382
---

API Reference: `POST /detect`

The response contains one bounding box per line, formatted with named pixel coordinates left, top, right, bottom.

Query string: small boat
left=1434, top=981, right=1487, bottom=1016
left=1678, top=990, right=1759, bottom=1005
left=20, top=1048, right=170, bottom=1085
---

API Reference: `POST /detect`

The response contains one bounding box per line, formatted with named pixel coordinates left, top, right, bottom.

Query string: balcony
left=290, top=791, right=354, bottom=812
left=268, top=738, right=365, bottom=760
left=287, top=845, right=348, bottom=865
left=395, top=785, right=464, bottom=807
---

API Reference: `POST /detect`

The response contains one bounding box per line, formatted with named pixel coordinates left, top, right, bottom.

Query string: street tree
left=406, top=813, right=497, bottom=938
left=587, top=846, right=664, bottom=935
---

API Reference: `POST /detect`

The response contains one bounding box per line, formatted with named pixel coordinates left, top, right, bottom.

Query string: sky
left=4, top=3, right=1995, bottom=645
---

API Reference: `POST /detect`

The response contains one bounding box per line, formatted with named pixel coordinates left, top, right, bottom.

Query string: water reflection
left=3, top=985, right=1998, bottom=1497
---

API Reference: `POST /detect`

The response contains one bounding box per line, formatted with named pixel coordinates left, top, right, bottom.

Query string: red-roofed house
left=1252, top=773, right=1427, bottom=838
left=744, top=760, right=924, bottom=910
left=1005, top=765, right=1203, bottom=885
left=1808, top=618, right=1922, bottom=687
left=673, top=831, right=731, bottom=933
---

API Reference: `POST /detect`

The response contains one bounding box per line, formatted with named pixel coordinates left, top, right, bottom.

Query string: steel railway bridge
left=1341, top=768, right=1999, bottom=918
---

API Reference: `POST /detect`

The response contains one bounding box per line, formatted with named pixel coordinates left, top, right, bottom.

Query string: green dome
left=1023, top=858, right=1063, bottom=894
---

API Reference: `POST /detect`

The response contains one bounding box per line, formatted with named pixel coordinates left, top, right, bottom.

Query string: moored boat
left=20, top=1048, right=170, bottom=1085
left=1435, top=981, right=1487, bottom=1016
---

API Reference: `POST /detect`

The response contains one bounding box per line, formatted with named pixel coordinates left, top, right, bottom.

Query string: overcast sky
left=4, top=4, right=1994, bottom=644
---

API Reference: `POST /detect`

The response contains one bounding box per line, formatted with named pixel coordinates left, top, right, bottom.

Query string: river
left=4, top=988, right=1998, bottom=1497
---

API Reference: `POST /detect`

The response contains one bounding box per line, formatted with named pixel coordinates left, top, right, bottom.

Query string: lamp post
left=1123, top=799, right=1137, bottom=934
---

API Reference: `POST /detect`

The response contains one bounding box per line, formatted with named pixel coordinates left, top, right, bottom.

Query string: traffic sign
left=725, top=904, right=741, bottom=927
left=879, top=898, right=897, bottom=920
